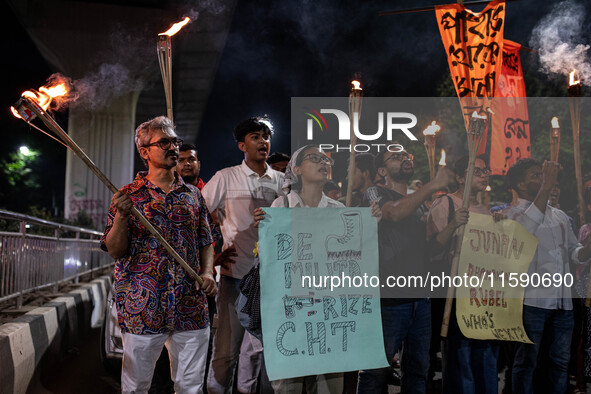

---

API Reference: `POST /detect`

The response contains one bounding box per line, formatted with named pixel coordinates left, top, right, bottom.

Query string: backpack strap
left=445, top=194, right=455, bottom=225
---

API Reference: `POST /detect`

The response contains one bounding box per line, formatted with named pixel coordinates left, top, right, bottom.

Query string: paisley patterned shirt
left=101, top=171, right=219, bottom=334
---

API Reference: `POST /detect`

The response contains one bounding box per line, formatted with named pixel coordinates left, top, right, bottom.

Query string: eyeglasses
left=472, top=167, right=491, bottom=177
left=302, top=153, right=334, bottom=166
left=385, top=152, right=414, bottom=163
left=143, top=138, right=184, bottom=150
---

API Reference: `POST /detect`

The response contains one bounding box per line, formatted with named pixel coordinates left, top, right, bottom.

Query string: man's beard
left=182, top=175, right=197, bottom=184
left=392, top=168, right=414, bottom=183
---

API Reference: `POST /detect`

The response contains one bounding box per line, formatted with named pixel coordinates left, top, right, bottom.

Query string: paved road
left=29, top=327, right=120, bottom=394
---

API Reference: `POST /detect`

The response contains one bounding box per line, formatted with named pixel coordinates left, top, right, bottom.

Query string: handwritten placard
left=258, top=208, right=388, bottom=381
left=456, top=213, right=537, bottom=343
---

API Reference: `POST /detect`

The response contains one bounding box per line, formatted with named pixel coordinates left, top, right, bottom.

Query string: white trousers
left=121, top=328, right=210, bottom=394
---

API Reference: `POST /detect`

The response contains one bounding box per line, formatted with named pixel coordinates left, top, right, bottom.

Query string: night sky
left=1, top=0, right=589, bottom=214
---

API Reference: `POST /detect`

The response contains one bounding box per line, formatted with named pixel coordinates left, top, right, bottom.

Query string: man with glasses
left=357, top=148, right=455, bottom=394
left=101, top=116, right=219, bottom=393
left=202, top=116, right=284, bottom=393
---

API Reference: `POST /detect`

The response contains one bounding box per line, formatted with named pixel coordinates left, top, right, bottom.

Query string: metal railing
left=0, top=209, right=114, bottom=308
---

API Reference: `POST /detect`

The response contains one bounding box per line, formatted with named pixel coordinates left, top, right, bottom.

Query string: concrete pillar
left=65, top=92, right=139, bottom=228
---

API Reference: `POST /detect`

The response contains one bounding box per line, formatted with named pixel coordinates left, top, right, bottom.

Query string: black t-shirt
left=363, top=185, right=428, bottom=305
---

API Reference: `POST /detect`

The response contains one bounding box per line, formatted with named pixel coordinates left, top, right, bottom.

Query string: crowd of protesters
left=101, top=115, right=591, bottom=394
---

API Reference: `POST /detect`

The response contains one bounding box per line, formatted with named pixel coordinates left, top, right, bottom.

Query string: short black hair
left=506, top=158, right=542, bottom=191
left=267, top=152, right=290, bottom=164
left=179, top=144, right=198, bottom=155
left=374, top=150, right=387, bottom=172
left=233, top=116, right=274, bottom=142
left=353, top=153, right=376, bottom=180
left=374, top=144, right=403, bottom=172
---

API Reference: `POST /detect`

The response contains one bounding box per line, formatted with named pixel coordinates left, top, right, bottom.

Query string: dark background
left=1, top=0, right=589, bottom=220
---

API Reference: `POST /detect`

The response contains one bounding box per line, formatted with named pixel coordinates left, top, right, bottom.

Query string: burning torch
left=569, top=71, right=591, bottom=306
left=568, top=70, right=586, bottom=228
left=550, top=117, right=560, bottom=163
left=439, top=149, right=447, bottom=168
left=441, top=110, right=489, bottom=337
left=157, top=17, right=191, bottom=124
left=11, top=79, right=203, bottom=285
left=423, top=121, right=441, bottom=181
left=346, top=79, right=363, bottom=207
left=484, top=185, right=492, bottom=208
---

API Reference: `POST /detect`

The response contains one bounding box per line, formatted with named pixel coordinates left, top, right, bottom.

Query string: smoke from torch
left=11, top=74, right=76, bottom=119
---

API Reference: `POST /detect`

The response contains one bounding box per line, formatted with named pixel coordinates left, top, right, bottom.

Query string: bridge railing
left=0, top=209, right=114, bottom=308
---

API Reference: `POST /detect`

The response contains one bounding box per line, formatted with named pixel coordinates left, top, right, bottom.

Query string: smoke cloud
left=530, top=0, right=591, bottom=81
left=63, top=0, right=227, bottom=111
left=69, top=25, right=158, bottom=111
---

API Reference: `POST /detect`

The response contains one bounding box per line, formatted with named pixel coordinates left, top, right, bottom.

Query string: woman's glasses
left=302, top=154, right=334, bottom=166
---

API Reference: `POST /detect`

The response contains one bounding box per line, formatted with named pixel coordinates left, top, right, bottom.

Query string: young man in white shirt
left=202, top=116, right=284, bottom=393
left=503, top=158, right=591, bottom=394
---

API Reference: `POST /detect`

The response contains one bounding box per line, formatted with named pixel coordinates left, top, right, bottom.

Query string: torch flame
left=551, top=117, right=560, bottom=128
left=351, top=80, right=362, bottom=90
left=569, top=70, right=581, bottom=86
left=21, top=83, right=68, bottom=111
left=39, top=84, right=67, bottom=98
left=486, top=185, right=492, bottom=192
left=10, top=106, right=22, bottom=119
left=439, top=149, right=446, bottom=166
left=423, top=120, right=441, bottom=136
left=159, top=17, right=191, bottom=36
left=18, top=74, right=72, bottom=112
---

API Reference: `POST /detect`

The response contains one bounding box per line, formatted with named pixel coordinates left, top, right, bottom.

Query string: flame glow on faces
left=551, top=117, right=560, bottom=128
left=569, top=70, right=581, bottom=86
left=423, top=120, right=440, bottom=136
left=439, top=149, right=446, bottom=166
left=351, top=80, right=362, bottom=91
left=159, top=17, right=191, bottom=36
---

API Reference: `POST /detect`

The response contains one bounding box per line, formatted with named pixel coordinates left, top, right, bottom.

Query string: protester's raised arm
left=381, top=167, right=455, bottom=223
left=432, top=208, right=469, bottom=254
left=531, top=161, right=559, bottom=216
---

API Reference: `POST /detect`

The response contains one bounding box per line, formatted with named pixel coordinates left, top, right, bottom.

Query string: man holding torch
left=101, top=116, right=219, bottom=394
left=502, top=159, right=591, bottom=394
left=357, top=148, right=454, bottom=393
